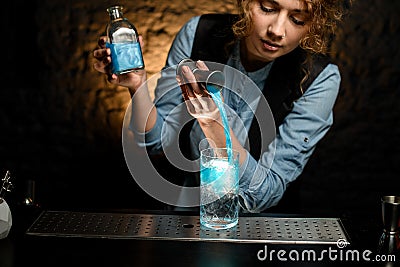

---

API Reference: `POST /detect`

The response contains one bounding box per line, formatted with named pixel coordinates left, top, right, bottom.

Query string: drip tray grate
left=26, top=211, right=349, bottom=244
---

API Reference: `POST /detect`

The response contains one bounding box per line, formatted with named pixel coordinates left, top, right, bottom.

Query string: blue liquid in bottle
left=106, top=42, right=144, bottom=74
left=106, top=6, right=144, bottom=74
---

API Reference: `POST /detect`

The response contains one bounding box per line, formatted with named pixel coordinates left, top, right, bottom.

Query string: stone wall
left=1, top=0, right=399, bottom=216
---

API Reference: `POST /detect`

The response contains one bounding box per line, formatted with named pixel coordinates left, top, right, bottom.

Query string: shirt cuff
left=239, top=150, right=258, bottom=187
left=238, top=150, right=258, bottom=211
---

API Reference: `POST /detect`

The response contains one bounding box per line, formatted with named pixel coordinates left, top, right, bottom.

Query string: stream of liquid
left=206, top=84, right=232, bottom=161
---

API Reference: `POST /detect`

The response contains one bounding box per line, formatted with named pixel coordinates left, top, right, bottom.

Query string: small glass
left=200, top=148, right=239, bottom=230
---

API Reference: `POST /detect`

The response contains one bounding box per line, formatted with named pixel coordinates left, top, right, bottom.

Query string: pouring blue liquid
left=175, top=58, right=232, bottom=160
left=206, top=84, right=232, bottom=162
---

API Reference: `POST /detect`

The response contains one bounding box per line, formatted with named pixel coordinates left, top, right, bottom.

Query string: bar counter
left=0, top=206, right=397, bottom=267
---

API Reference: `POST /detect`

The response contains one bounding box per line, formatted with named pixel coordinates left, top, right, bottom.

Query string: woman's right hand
left=93, top=36, right=147, bottom=95
left=176, top=60, right=223, bottom=129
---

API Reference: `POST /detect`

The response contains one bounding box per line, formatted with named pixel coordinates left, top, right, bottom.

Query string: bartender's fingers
left=195, top=60, right=209, bottom=71
left=93, top=35, right=112, bottom=74
left=93, top=51, right=111, bottom=74
left=177, top=76, right=209, bottom=118
left=184, top=98, right=197, bottom=115
left=186, top=96, right=210, bottom=118
left=93, top=47, right=110, bottom=60
left=177, top=76, right=190, bottom=102
left=98, top=36, right=107, bottom=48
left=177, top=77, right=197, bottom=115
left=194, top=60, right=211, bottom=96
left=184, top=67, right=206, bottom=97
left=180, top=66, right=201, bottom=98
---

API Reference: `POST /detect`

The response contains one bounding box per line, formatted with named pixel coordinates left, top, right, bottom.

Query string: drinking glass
left=200, top=147, right=239, bottom=230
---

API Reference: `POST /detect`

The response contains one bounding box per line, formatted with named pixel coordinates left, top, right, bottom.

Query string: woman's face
left=244, top=0, right=311, bottom=64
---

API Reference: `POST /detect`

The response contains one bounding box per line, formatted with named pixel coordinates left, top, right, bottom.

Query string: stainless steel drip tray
left=26, top=211, right=350, bottom=245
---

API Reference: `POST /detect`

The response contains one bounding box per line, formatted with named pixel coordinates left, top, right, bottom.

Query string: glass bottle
left=105, top=5, right=144, bottom=74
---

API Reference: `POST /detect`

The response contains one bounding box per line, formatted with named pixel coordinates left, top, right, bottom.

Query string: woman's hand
left=93, top=36, right=147, bottom=95
left=176, top=60, right=222, bottom=126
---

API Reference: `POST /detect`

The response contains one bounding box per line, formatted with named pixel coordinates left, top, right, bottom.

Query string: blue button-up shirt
left=132, top=16, right=341, bottom=212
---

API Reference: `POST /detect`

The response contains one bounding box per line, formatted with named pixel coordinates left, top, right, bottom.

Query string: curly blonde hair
left=233, top=0, right=352, bottom=54
left=232, top=0, right=352, bottom=91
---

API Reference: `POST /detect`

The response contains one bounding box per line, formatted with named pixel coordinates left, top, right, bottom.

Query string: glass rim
left=382, top=195, right=400, bottom=205
left=200, top=147, right=239, bottom=155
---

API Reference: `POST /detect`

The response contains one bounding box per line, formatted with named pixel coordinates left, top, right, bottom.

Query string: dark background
left=1, top=0, right=399, bottom=221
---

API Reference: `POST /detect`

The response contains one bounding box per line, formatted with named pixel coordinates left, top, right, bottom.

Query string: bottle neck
left=107, top=6, right=123, bottom=21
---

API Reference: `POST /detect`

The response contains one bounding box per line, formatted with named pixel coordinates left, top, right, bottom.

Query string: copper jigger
left=176, top=59, right=225, bottom=91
